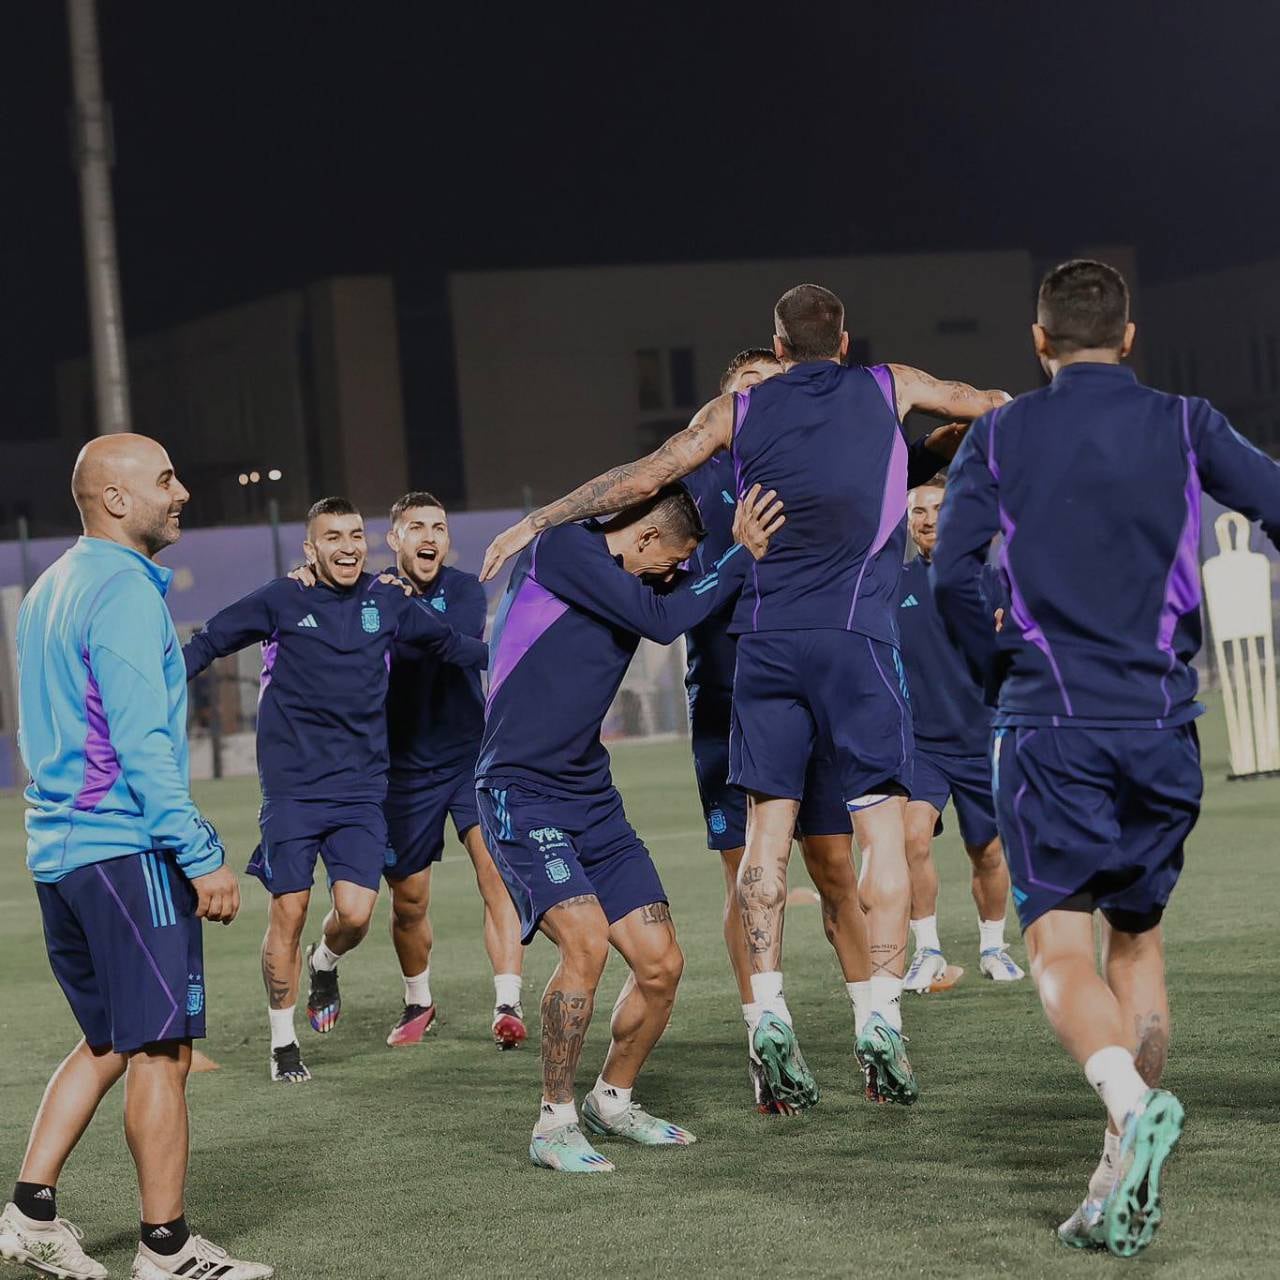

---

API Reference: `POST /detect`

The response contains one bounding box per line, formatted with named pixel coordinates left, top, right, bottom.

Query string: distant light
left=238, top=473, right=249, bottom=486
left=249, top=470, right=261, bottom=483
left=268, top=468, right=283, bottom=481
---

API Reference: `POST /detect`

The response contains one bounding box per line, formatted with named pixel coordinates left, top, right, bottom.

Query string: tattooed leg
left=538, top=896, right=610, bottom=1103
left=737, top=795, right=800, bottom=975
left=853, top=797, right=910, bottom=979
left=262, top=888, right=310, bottom=1009
left=598, top=903, right=684, bottom=1090
left=1102, top=921, right=1170, bottom=1088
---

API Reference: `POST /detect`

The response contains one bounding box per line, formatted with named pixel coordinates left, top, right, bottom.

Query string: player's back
left=954, top=364, right=1209, bottom=725
left=682, top=452, right=739, bottom=698
left=729, top=360, right=905, bottom=643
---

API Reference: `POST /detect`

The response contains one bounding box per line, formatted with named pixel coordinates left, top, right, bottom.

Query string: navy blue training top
left=934, top=363, right=1280, bottom=727
left=478, top=522, right=750, bottom=797
left=184, top=574, right=488, bottom=801
left=386, top=564, right=487, bottom=777
left=728, top=361, right=907, bottom=644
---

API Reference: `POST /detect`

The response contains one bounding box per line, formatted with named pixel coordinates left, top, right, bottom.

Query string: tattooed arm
left=480, top=395, right=736, bottom=581
left=887, top=364, right=1010, bottom=424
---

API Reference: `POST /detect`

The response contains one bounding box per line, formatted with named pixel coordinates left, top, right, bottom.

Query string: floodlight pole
left=67, top=0, right=131, bottom=435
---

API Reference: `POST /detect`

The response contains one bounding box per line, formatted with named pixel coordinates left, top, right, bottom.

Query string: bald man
left=0, top=435, right=272, bottom=1280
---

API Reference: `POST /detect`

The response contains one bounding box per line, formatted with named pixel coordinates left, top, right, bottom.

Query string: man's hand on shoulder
left=191, top=864, right=240, bottom=924
left=376, top=573, right=413, bottom=596
left=733, top=484, right=785, bottom=560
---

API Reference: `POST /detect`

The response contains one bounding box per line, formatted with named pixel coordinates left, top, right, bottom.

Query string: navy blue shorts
left=384, top=766, right=481, bottom=881
left=248, top=799, right=390, bottom=896
left=689, top=690, right=748, bottom=850
left=911, top=748, right=999, bottom=848
left=476, top=783, right=667, bottom=943
left=794, top=752, right=854, bottom=838
left=37, top=851, right=206, bottom=1054
left=731, top=629, right=913, bottom=805
left=993, top=724, right=1202, bottom=933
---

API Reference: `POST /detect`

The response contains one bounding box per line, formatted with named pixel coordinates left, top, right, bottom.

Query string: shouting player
left=478, top=484, right=782, bottom=1172
left=480, top=284, right=1008, bottom=1109
left=934, top=259, right=1280, bottom=1256
left=898, top=475, right=1023, bottom=993
left=184, top=497, right=487, bottom=1083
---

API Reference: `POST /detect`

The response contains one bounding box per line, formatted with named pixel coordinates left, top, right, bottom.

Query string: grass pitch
left=1, top=704, right=1278, bottom=1278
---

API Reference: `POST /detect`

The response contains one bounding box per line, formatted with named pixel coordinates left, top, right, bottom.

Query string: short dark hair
left=719, top=348, right=779, bottom=394
left=1037, top=259, right=1130, bottom=354
left=774, top=283, right=845, bottom=362
left=618, top=482, right=706, bottom=546
left=912, top=472, right=947, bottom=494
left=306, top=495, right=360, bottom=534
left=389, top=490, right=446, bottom=527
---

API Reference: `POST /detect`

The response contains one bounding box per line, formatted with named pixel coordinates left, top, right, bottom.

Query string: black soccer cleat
left=270, top=1041, right=312, bottom=1083
left=305, top=943, right=341, bottom=1034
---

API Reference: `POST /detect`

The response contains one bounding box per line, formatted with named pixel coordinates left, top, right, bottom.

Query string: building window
left=636, top=349, right=664, bottom=411
left=669, top=347, right=696, bottom=408
left=637, top=347, right=698, bottom=411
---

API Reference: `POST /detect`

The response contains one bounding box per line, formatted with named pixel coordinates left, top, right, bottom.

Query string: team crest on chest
left=361, top=600, right=381, bottom=633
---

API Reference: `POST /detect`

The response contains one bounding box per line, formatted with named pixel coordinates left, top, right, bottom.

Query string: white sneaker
left=0, top=1202, right=107, bottom=1279
left=979, top=946, right=1026, bottom=982
left=903, top=947, right=947, bottom=993
left=132, top=1234, right=273, bottom=1279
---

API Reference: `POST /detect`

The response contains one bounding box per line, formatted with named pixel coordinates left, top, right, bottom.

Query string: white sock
left=535, top=1098, right=578, bottom=1134
left=268, top=1005, right=297, bottom=1050
left=846, top=980, right=872, bottom=1035
left=911, top=915, right=941, bottom=952
left=1084, top=1046, right=1149, bottom=1130
left=1087, top=1126, right=1122, bottom=1200
left=869, top=974, right=903, bottom=1031
left=403, top=967, right=432, bottom=1007
left=589, top=1075, right=633, bottom=1120
left=310, top=940, right=341, bottom=973
left=494, top=972, right=522, bottom=1010
left=979, top=917, right=1007, bottom=952
left=749, top=971, right=792, bottom=1026
left=742, top=1000, right=762, bottom=1036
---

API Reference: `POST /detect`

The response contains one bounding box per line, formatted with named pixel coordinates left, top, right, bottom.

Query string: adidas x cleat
left=387, top=1002, right=437, bottom=1046
left=979, top=946, right=1026, bottom=982
left=492, top=1003, right=527, bottom=1051
left=305, top=943, right=341, bottom=1033
left=0, top=1202, right=107, bottom=1279
left=1102, top=1088, right=1185, bottom=1258
left=529, top=1124, right=615, bottom=1173
left=750, top=1012, right=819, bottom=1112
left=748, top=1056, right=797, bottom=1116
left=855, top=1012, right=919, bottom=1106
left=1057, top=1196, right=1107, bottom=1250
left=581, top=1095, right=696, bottom=1145
left=132, top=1233, right=273, bottom=1279
left=270, top=1042, right=311, bottom=1083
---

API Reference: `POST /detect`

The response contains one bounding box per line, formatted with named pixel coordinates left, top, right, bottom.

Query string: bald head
left=73, top=433, right=190, bottom=559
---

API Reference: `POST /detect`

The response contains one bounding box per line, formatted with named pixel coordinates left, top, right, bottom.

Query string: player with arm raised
left=477, top=484, right=782, bottom=1172
left=183, top=497, right=487, bottom=1084
left=933, top=259, right=1280, bottom=1257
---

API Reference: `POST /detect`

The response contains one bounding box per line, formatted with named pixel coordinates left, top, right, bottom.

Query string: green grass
left=2, top=704, right=1278, bottom=1278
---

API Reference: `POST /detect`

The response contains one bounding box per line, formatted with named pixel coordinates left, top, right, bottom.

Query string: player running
left=184, top=497, right=487, bottom=1083
left=480, top=284, right=1007, bottom=1109
left=685, top=348, right=976, bottom=1111
left=380, top=492, right=526, bottom=1049
left=478, top=484, right=782, bottom=1171
left=0, top=434, right=270, bottom=1280
left=898, top=475, right=1023, bottom=993
left=934, top=259, right=1280, bottom=1257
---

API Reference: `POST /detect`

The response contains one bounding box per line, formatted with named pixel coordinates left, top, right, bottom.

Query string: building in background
left=51, top=275, right=409, bottom=527
left=1143, top=257, right=1280, bottom=455
left=449, top=247, right=1139, bottom=510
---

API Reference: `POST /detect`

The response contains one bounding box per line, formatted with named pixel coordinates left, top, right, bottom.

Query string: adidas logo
left=148, top=1227, right=173, bottom=1240
left=900, top=594, right=919, bottom=608
left=297, top=614, right=318, bottom=629
left=34, top=1189, right=53, bottom=1201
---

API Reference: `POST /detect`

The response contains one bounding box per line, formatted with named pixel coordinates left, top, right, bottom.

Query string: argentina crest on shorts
left=709, top=808, right=727, bottom=835
left=186, top=973, right=205, bottom=1016
left=530, top=825, right=572, bottom=883
left=361, top=600, right=381, bottom=633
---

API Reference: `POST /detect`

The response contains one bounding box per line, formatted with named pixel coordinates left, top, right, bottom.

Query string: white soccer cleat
left=0, top=1202, right=108, bottom=1279
left=903, top=947, right=948, bottom=993
left=132, top=1233, right=273, bottom=1279
left=979, top=946, right=1026, bottom=982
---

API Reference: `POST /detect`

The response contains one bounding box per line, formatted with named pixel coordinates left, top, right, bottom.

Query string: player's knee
left=636, top=943, right=684, bottom=999
left=391, top=891, right=428, bottom=932
left=966, top=839, right=1002, bottom=873
left=860, top=861, right=910, bottom=909
left=270, top=895, right=308, bottom=943
left=904, top=833, right=933, bottom=867
left=559, top=926, right=609, bottom=984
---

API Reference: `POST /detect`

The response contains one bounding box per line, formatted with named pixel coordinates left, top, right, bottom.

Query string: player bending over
left=898, top=475, right=1023, bottom=993
left=478, top=484, right=782, bottom=1171
left=0, top=435, right=270, bottom=1280
left=481, top=284, right=1008, bottom=1110
left=184, top=497, right=487, bottom=1083
left=934, top=259, right=1280, bottom=1257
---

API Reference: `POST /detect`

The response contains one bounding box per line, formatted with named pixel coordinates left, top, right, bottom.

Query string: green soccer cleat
left=1102, top=1088, right=1185, bottom=1258
left=855, top=1012, right=919, bottom=1106
left=1056, top=1196, right=1107, bottom=1250
left=751, top=1012, right=819, bottom=1112
left=529, top=1123, right=616, bottom=1173
left=581, top=1094, right=697, bottom=1146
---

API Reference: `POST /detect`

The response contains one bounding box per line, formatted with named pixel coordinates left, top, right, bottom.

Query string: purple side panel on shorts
left=866, top=637, right=909, bottom=772
left=1157, top=398, right=1203, bottom=717
left=94, top=861, right=181, bottom=1042
left=986, top=406, right=1075, bottom=717
left=486, top=549, right=569, bottom=711
left=728, top=388, right=762, bottom=631
left=76, top=659, right=121, bottom=811
left=258, top=631, right=279, bottom=702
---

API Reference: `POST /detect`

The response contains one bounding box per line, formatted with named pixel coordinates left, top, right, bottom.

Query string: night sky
left=5, top=1, right=1280, bottom=490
